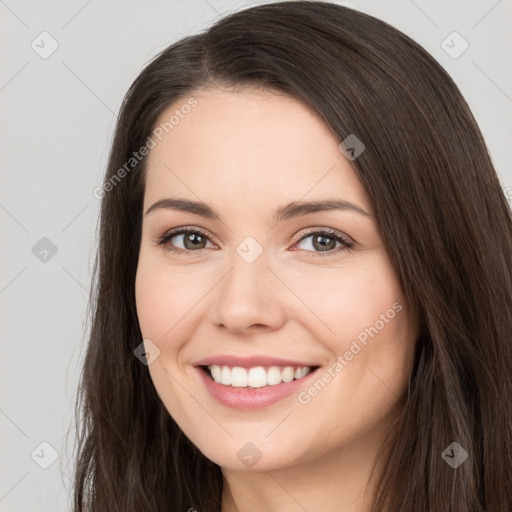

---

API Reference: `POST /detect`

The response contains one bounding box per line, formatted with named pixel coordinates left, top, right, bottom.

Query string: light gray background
left=1, top=0, right=511, bottom=510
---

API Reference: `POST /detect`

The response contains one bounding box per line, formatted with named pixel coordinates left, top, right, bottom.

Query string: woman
left=72, top=2, right=512, bottom=510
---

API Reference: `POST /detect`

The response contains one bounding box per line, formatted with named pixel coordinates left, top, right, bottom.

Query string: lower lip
left=195, top=366, right=319, bottom=410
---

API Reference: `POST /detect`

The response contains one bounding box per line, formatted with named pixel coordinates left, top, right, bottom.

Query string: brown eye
left=180, top=232, right=208, bottom=250
left=294, top=229, right=353, bottom=257
left=157, top=227, right=214, bottom=253
left=311, top=233, right=338, bottom=251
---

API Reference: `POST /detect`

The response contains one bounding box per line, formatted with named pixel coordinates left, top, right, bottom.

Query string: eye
left=156, top=226, right=354, bottom=257
left=292, top=228, right=354, bottom=257
left=156, top=227, right=215, bottom=254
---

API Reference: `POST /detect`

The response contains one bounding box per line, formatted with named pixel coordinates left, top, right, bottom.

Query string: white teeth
left=281, top=367, right=295, bottom=383
left=295, top=367, right=310, bottom=379
left=231, top=367, right=247, bottom=387
left=248, top=367, right=267, bottom=388
left=220, top=366, right=232, bottom=385
left=207, top=365, right=313, bottom=387
left=267, top=366, right=282, bottom=386
left=211, top=365, right=222, bottom=382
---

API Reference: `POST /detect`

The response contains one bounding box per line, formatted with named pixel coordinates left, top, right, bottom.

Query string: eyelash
left=156, top=226, right=354, bottom=258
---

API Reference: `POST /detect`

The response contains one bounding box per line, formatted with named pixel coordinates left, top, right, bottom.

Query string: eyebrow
left=145, top=198, right=373, bottom=222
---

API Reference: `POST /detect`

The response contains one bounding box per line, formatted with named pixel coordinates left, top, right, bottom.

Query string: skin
left=135, top=86, right=417, bottom=511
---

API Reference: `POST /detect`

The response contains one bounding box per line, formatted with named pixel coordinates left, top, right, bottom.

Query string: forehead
left=143, top=87, right=371, bottom=215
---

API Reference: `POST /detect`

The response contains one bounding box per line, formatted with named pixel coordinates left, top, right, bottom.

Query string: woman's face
left=135, top=87, right=416, bottom=472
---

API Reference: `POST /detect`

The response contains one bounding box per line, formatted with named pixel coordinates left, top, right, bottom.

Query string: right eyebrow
left=145, top=198, right=219, bottom=218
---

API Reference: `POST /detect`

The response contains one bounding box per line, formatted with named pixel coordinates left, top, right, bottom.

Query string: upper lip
left=194, top=355, right=319, bottom=368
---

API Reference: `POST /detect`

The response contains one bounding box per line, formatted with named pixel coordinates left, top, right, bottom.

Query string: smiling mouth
left=200, top=364, right=320, bottom=389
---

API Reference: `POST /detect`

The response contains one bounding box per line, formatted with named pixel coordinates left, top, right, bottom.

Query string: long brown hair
left=71, top=1, right=512, bottom=510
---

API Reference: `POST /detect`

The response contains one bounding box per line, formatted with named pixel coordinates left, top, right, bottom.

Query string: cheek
left=134, top=260, right=200, bottom=406
left=135, top=264, right=170, bottom=339
left=289, top=257, right=403, bottom=344
left=134, top=255, right=215, bottom=348
left=292, top=273, right=412, bottom=452
left=289, top=256, right=413, bottom=399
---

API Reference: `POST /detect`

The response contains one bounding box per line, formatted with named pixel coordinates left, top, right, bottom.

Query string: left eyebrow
left=273, top=199, right=373, bottom=222
left=144, top=198, right=374, bottom=222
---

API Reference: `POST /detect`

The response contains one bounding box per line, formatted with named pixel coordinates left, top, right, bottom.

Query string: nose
left=207, top=251, right=287, bottom=335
